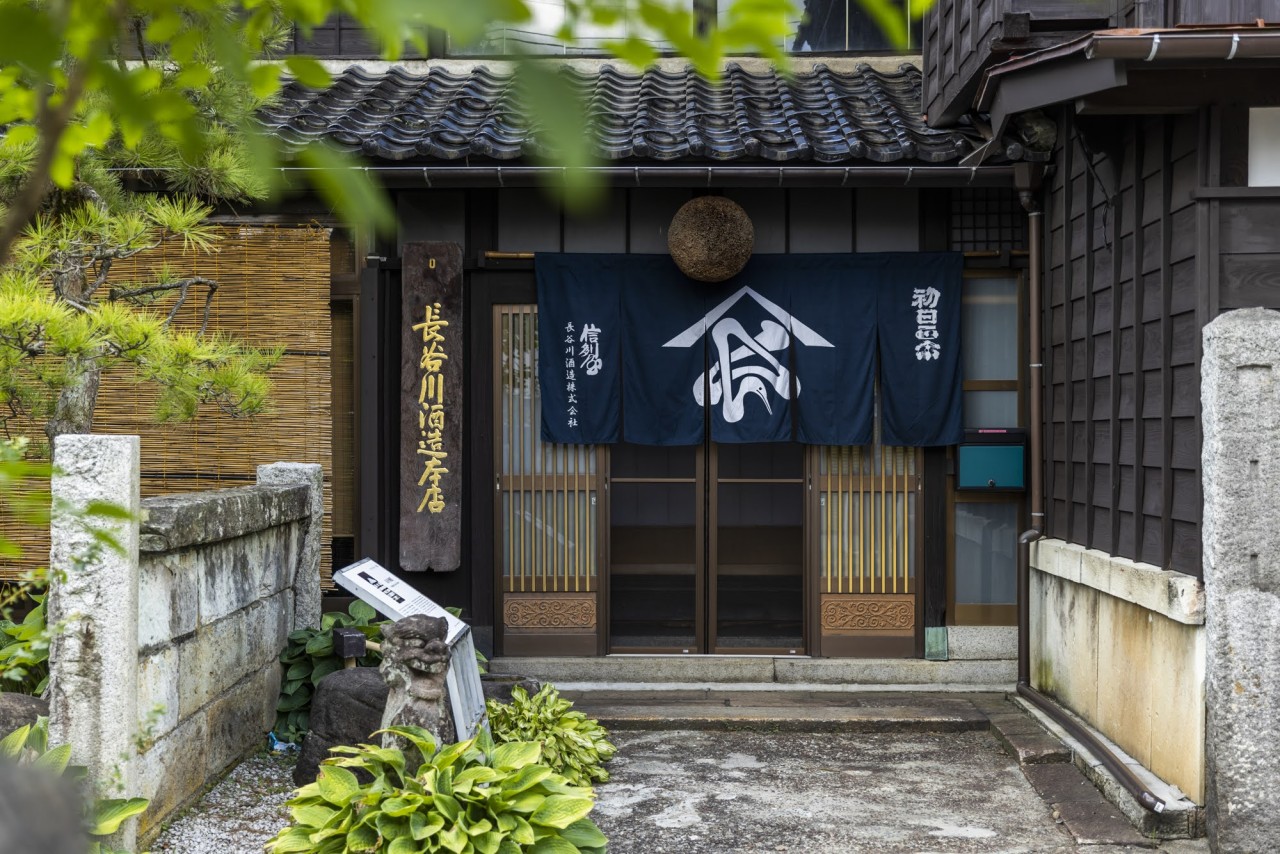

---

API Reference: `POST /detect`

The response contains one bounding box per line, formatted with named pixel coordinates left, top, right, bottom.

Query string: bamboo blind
left=0, top=225, right=337, bottom=585
left=817, top=444, right=917, bottom=594
left=495, top=305, right=599, bottom=593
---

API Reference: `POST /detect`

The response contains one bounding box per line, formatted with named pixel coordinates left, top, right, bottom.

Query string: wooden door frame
left=472, top=271, right=610, bottom=657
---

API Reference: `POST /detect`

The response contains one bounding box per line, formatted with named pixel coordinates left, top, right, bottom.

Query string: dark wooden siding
left=922, top=0, right=1113, bottom=127
left=286, top=15, right=429, bottom=58
left=1042, top=110, right=1203, bottom=575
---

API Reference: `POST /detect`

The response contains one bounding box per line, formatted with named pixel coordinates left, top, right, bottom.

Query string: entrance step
left=558, top=689, right=991, bottom=732
left=488, top=655, right=1016, bottom=690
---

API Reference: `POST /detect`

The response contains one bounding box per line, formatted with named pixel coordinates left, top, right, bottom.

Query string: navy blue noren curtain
left=535, top=252, right=963, bottom=448
left=875, top=252, right=964, bottom=447
left=536, top=255, right=622, bottom=444
left=622, top=256, right=708, bottom=445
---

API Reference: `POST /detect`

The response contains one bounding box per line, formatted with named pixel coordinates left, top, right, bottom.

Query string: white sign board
left=335, top=559, right=487, bottom=740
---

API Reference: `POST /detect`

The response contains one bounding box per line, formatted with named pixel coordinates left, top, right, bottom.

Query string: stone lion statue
left=378, top=615, right=456, bottom=748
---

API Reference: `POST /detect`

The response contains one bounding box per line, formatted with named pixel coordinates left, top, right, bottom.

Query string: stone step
left=558, top=688, right=992, bottom=733
left=488, top=655, right=1016, bottom=689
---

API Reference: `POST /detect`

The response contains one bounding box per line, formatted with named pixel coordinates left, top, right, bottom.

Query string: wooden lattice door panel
left=814, top=444, right=921, bottom=657
left=494, top=305, right=603, bottom=655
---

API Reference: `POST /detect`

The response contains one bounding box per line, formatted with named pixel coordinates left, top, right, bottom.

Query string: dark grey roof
left=259, top=63, right=974, bottom=164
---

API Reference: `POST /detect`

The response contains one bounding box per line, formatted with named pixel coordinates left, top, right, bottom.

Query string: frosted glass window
left=961, top=277, right=1018, bottom=381
left=1249, top=108, right=1280, bottom=187
left=954, top=502, right=1017, bottom=606
left=963, top=391, right=1018, bottom=429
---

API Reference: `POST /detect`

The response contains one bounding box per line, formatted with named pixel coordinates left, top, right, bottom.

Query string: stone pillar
left=47, top=434, right=142, bottom=849
left=256, top=462, right=323, bottom=630
left=1202, top=308, right=1280, bottom=852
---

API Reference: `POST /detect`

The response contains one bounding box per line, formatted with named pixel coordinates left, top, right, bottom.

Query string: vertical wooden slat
left=858, top=446, right=865, bottom=593
left=1160, top=117, right=1175, bottom=571
left=879, top=444, right=886, bottom=593
left=1132, top=122, right=1147, bottom=562
left=902, top=449, right=909, bottom=593
left=892, top=447, right=898, bottom=593
left=824, top=448, right=832, bottom=594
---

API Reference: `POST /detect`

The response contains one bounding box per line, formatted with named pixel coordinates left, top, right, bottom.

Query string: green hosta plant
left=1, top=717, right=149, bottom=854
left=0, top=590, right=49, bottom=695
left=486, top=686, right=617, bottom=787
left=276, top=601, right=387, bottom=742
left=266, top=725, right=608, bottom=854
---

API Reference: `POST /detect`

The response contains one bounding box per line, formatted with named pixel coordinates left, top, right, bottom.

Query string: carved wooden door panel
left=811, top=443, right=922, bottom=657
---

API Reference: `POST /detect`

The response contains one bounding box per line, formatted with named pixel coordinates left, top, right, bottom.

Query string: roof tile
left=259, top=62, right=973, bottom=164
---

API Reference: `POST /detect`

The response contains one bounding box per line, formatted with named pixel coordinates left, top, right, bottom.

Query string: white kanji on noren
left=911, top=287, right=942, bottom=361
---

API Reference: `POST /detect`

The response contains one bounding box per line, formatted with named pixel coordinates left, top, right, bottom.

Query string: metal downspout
left=1014, top=168, right=1166, bottom=815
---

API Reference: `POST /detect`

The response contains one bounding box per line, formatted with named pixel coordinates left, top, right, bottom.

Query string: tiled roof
left=259, top=63, right=974, bottom=164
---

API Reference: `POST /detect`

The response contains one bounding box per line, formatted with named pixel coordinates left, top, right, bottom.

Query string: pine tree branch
left=110, top=276, right=219, bottom=334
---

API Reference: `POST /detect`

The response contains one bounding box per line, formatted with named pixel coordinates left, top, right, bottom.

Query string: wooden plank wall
left=923, top=0, right=1001, bottom=126
left=397, top=188, right=921, bottom=258
left=1043, top=110, right=1202, bottom=576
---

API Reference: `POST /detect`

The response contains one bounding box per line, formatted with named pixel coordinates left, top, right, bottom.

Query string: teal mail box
left=957, top=444, right=1025, bottom=491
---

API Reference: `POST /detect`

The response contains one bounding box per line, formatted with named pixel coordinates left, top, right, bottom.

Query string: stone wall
left=1029, top=537, right=1206, bottom=803
left=48, top=436, right=322, bottom=847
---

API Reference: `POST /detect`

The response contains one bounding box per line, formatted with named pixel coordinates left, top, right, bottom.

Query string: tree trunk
left=46, top=358, right=102, bottom=454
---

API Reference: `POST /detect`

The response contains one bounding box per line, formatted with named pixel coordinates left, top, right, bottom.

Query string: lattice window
left=950, top=188, right=1026, bottom=252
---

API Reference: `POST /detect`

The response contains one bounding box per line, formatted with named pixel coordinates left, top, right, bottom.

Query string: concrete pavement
left=554, top=689, right=1206, bottom=852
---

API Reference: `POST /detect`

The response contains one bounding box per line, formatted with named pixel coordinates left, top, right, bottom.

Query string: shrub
left=486, top=686, right=617, bottom=787
left=1, top=717, right=148, bottom=854
left=276, top=601, right=387, bottom=742
left=0, top=590, right=49, bottom=695
left=266, top=725, right=608, bottom=854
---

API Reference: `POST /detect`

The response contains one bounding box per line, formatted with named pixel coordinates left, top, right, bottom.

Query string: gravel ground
left=151, top=753, right=297, bottom=854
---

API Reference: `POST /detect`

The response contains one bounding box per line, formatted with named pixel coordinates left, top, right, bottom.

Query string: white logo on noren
left=663, top=286, right=833, bottom=424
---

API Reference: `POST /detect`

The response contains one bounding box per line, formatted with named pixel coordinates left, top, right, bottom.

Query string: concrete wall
left=1029, top=538, right=1206, bottom=803
left=48, top=436, right=322, bottom=847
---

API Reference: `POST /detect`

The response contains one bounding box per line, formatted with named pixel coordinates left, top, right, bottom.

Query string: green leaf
left=33, top=743, right=72, bottom=775
left=438, top=824, right=468, bottom=854
left=491, top=742, right=541, bottom=772
left=528, top=838, right=581, bottom=854
left=290, top=803, right=338, bottom=829
left=411, top=810, right=445, bottom=840
left=248, top=64, right=283, bottom=100
left=83, top=500, right=134, bottom=520
left=316, top=765, right=361, bottom=807
left=0, top=6, right=60, bottom=75
left=530, top=795, right=594, bottom=830
left=348, top=599, right=377, bottom=623
left=294, top=144, right=395, bottom=238
left=346, top=821, right=380, bottom=852
left=560, top=819, right=608, bottom=849
left=311, top=656, right=344, bottom=684
left=285, top=56, right=334, bottom=90
left=500, top=764, right=552, bottom=795
left=89, top=798, right=149, bottom=836
left=431, top=793, right=461, bottom=822
left=267, top=827, right=315, bottom=853
left=0, top=724, right=30, bottom=759
left=305, top=633, right=335, bottom=657
left=387, top=836, right=420, bottom=854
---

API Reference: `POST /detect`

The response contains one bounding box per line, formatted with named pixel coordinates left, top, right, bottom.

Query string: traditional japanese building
left=257, top=46, right=1042, bottom=665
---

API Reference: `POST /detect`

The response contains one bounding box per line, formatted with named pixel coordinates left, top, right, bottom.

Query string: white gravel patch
left=151, top=753, right=297, bottom=854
